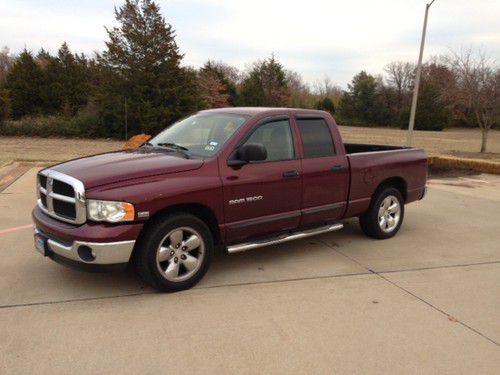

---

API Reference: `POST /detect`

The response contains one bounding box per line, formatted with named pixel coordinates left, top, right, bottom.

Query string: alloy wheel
left=377, top=195, right=401, bottom=233
left=156, top=226, right=205, bottom=282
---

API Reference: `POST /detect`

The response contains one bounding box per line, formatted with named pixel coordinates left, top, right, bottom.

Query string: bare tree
left=446, top=49, right=500, bottom=152
left=286, top=70, right=311, bottom=108
left=313, top=76, right=342, bottom=99
left=0, top=46, right=15, bottom=83
left=384, top=61, right=414, bottom=113
left=203, top=60, right=240, bottom=85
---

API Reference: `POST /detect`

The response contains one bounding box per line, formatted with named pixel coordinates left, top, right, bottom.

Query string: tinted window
left=297, top=118, right=335, bottom=158
left=244, top=119, right=294, bottom=162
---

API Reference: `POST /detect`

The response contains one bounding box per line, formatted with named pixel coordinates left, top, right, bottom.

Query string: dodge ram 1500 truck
left=33, top=108, right=427, bottom=292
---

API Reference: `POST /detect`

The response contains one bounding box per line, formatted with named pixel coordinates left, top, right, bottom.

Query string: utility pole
left=406, top=0, right=436, bottom=147
left=124, top=98, right=128, bottom=141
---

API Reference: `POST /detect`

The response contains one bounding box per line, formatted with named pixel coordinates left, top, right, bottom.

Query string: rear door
left=295, top=116, right=349, bottom=227
left=220, top=117, right=302, bottom=244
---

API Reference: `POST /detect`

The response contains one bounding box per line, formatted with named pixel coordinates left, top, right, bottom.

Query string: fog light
left=78, top=245, right=96, bottom=262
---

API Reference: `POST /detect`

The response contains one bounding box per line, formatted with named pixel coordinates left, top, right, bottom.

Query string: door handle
left=331, top=165, right=345, bottom=173
left=283, top=170, right=300, bottom=178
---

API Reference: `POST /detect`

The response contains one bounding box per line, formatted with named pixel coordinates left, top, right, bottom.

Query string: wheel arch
left=134, top=203, right=221, bottom=251
left=373, top=177, right=407, bottom=202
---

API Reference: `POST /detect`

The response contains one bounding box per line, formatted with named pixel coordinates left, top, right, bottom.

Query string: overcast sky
left=1, top=0, right=499, bottom=87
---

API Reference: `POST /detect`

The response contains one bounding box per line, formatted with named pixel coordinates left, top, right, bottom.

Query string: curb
left=428, top=155, right=500, bottom=175
left=0, top=161, right=20, bottom=183
left=0, top=161, right=50, bottom=193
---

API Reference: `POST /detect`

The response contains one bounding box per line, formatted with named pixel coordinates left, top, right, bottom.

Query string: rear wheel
left=359, top=187, right=404, bottom=239
left=135, top=213, right=213, bottom=292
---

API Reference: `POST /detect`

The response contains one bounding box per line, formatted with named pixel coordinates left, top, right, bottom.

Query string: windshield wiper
left=156, top=142, right=189, bottom=151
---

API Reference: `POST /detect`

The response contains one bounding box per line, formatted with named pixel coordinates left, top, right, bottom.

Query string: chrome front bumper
left=34, top=228, right=135, bottom=265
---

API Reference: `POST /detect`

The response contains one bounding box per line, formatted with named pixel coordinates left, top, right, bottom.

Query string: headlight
left=87, top=200, right=135, bottom=223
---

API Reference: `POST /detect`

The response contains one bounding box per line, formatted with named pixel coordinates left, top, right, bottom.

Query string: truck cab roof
left=199, top=107, right=330, bottom=117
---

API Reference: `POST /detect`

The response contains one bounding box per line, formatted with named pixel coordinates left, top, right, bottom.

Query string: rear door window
left=296, top=118, right=335, bottom=158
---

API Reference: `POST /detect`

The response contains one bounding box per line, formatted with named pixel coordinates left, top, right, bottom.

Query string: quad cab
left=33, top=108, right=427, bottom=292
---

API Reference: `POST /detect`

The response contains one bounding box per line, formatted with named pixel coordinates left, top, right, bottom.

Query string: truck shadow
left=27, top=219, right=368, bottom=300
left=198, top=219, right=367, bottom=289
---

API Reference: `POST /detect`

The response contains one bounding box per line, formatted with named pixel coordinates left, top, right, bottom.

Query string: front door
left=220, top=118, right=302, bottom=244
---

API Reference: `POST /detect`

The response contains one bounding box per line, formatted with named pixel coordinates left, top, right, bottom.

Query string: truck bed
left=344, top=143, right=406, bottom=154
left=343, top=145, right=428, bottom=218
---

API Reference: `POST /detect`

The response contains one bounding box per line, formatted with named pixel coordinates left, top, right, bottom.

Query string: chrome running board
left=227, top=223, right=343, bottom=254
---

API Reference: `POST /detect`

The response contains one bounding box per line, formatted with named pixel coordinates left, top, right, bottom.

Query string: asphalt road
left=1, top=169, right=499, bottom=374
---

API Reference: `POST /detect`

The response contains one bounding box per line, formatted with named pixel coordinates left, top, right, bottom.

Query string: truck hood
left=50, top=149, right=204, bottom=189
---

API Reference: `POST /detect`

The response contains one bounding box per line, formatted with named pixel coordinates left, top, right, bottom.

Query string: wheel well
left=144, top=203, right=221, bottom=246
left=375, top=177, right=407, bottom=202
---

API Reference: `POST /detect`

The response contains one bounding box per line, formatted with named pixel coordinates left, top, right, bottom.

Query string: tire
left=359, top=187, right=405, bottom=239
left=135, top=213, right=214, bottom=292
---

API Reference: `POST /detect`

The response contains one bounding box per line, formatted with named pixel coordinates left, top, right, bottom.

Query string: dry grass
left=339, top=126, right=500, bottom=162
left=1, top=127, right=499, bottom=166
left=0, top=137, right=123, bottom=166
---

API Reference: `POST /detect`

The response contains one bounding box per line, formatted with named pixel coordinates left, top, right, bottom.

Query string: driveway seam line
left=0, top=271, right=372, bottom=310
left=377, top=260, right=500, bottom=274
left=320, top=239, right=500, bottom=348
left=1, top=259, right=499, bottom=312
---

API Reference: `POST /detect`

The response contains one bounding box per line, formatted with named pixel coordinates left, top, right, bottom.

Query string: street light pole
left=406, top=0, right=436, bottom=147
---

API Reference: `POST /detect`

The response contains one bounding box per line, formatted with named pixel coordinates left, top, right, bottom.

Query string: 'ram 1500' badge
left=229, top=195, right=263, bottom=205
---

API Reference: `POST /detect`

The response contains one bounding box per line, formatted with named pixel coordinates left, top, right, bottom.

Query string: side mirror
left=228, top=143, right=267, bottom=166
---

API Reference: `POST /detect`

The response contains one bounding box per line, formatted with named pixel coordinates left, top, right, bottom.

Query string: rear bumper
left=32, top=206, right=142, bottom=267
left=407, top=186, right=427, bottom=203
left=421, top=186, right=428, bottom=199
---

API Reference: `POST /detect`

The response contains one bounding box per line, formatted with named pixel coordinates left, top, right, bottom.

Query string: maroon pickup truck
left=33, top=108, right=427, bottom=292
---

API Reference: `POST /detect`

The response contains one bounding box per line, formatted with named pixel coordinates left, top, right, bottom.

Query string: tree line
left=0, top=0, right=498, bottom=152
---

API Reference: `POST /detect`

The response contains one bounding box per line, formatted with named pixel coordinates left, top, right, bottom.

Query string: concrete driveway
left=1, top=169, right=499, bottom=374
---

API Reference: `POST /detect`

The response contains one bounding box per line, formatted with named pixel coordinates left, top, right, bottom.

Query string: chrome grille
left=37, top=169, right=86, bottom=224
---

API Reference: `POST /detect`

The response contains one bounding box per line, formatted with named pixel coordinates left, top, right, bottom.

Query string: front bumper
left=32, top=206, right=142, bottom=269
left=35, top=227, right=135, bottom=266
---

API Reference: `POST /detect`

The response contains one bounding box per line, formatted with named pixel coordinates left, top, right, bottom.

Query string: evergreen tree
left=399, top=63, right=453, bottom=131
left=41, top=43, right=91, bottom=115
left=0, top=88, right=10, bottom=124
left=412, top=82, right=450, bottom=131
left=240, top=56, right=290, bottom=107
left=4, top=50, right=44, bottom=118
left=37, top=49, right=59, bottom=114
left=338, top=71, right=388, bottom=125
left=97, top=0, right=201, bottom=136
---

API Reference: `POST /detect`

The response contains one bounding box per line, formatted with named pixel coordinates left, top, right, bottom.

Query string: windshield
left=148, top=113, right=247, bottom=157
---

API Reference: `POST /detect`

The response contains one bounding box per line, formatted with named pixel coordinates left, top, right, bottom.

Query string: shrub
left=0, top=103, right=106, bottom=138
left=314, top=97, right=336, bottom=114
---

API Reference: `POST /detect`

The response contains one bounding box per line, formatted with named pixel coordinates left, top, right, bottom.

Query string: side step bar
left=227, top=223, right=344, bottom=254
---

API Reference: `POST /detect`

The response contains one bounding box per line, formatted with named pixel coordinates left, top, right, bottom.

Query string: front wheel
left=135, top=213, right=213, bottom=292
left=359, top=187, right=405, bottom=239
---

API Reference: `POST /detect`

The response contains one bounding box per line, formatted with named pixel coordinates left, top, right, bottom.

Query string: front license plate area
left=34, top=234, right=48, bottom=256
